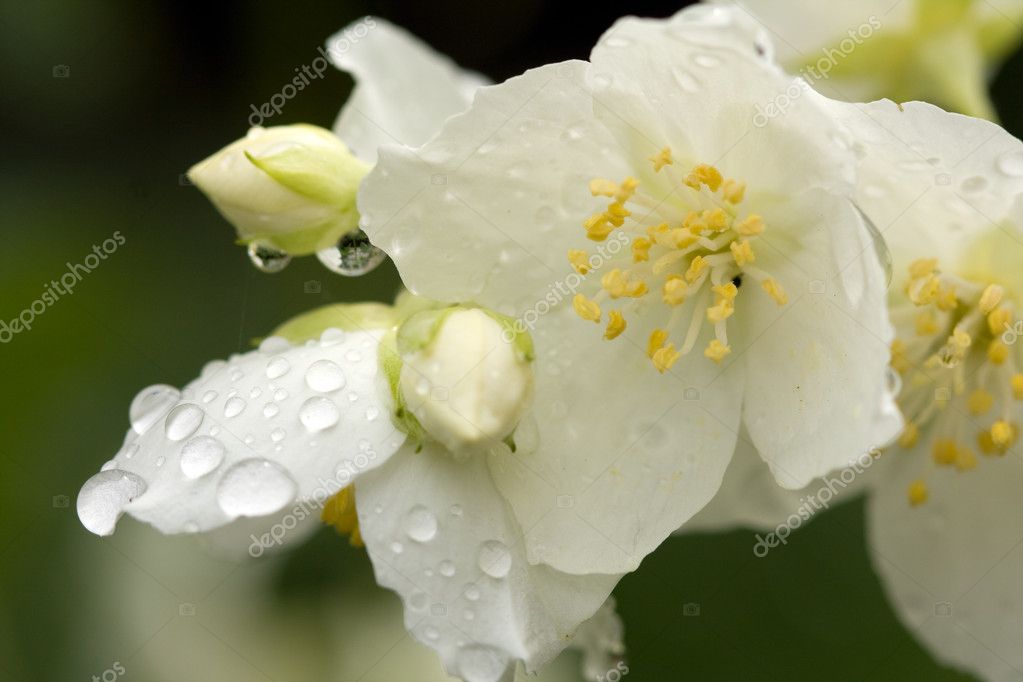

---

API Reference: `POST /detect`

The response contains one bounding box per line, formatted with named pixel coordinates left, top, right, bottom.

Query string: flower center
left=891, top=258, right=1023, bottom=506
left=568, top=149, right=787, bottom=373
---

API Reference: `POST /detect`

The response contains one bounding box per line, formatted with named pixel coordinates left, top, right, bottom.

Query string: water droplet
left=450, top=504, right=463, bottom=517
left=423, top=626, right=439, bottom=641
left=316, top=229, right=387, bottom=276
left=961, top=175, right=989, bottom=193
left=458, top=645, right=506, bottom=682
left=673, top=69, right=700, bottom=93
left=299, top=396, right=340, bottom=431
left=997, top=151, right=1023, bottom=177
left=249, top=386, right=262, bottom=399
left=693, top=53, right=721, bottom=68
left=262, top=402, right=280, bottom=418
left=180, top=435, right=225, bottom=479
left=224, top=396, right=246, bottom=418
left=320, top=328, right=345, bottom=346
left=365, top=406, right=379, bottom=421
left=123, top=443, right=139, bottom=460
left=258, top=336, right=290, bottom=354
left=477, top=540, right=511, bottom=578
left=247, top=241, right=291, bottom=273
left=243, top=433, right=256, bottom=445
left=404, top=505, right=438, bottom=542
left=266, top=356, right=291, bottom=379
left=274, top=388, right=288, bottom=402
left=270, top=427, right=286, bottom=443
left=164, top=404, right=204, bottom=441
left=77, top=470, right=148, bottom=535
left=305, top=359, right=346, bottom=392
left=464, top=584, right=480, bottom=601
left=215, top=459, right=297, bottom=517
left=130, top=385, right=181, bottom=435
left=439, top=560, right=456, bottom=577
left=390, top=541, right=404, bottom=554
left=155, top=456, right=166, bottom=468
left=201, top=390, right=218, bottom=404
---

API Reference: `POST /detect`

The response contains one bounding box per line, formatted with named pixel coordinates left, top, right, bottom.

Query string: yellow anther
left=589, top=178, right=619, bottom=197
left=322, top=486, right=363, bottom=547
left=907, top=479, right=929, bottom=506
left=967, top=388, right=994, bottom=415
left=908, top=258, right=939, bottom=279
left=584, top=213, right=614, bottom=241
left=652, top=344, right=681, bottom=373
left=909, top=275, right=941, bottom=305
left=730, top=239, right=756, bottom=267
left=649, top=148, right=673, bottom=172
left=935, top=284, right=958, bottom=312
left=979, top=284, right=1005, bottom=313
left=914, top=310, right=939, bottom=336
left=721, top=179, right=746, bottom=204
left=735, top=214, right=765, bottom=236
left=632, top=237, right=652, bottom=263
left=898, top=422, right=919, bottom=448
left=991, top=420, right=1015, bottom=448
left=713, top=282, right=739, bottom=303
left=684, top=164, right=723, bottom=192
left=662, top=276, right=689, bottom=307
left=978, top=429, right=999, bottom=455
left=682, top=211, right=708, bottom=234
left=702, top=208, right=729, bottom=232
left=601, top=268, right=647, bottom=299
left=704, top=339, right=731, bottom=364
left=891, top=339, right=912, bottom=374
left=616, top=177, right=640, bottom=203
left=647, top=329, right=669, bottom=358
left=572, top=293, right=601, bottom=323
left=760, top=278, right=788, bottom=306
left=707, top=300, right=734, bottom=324
left=685, top=256, right=708, bottom=284
left=988, top=339, right=1009, bottom=365
left=932, top=439, right=957, bottom=466
left=987, top=307, right=1012, bottom=336
left=1012, top=373, right=1023, bottom=399
left=604, top=310, right=626, bottom=340
left=568, top=249, right=591, bottom=275
left=938, top=328, right=972, bottom=366
left=954, top=446, right=978, bottom=472
left=605, top=202, right=630, bottom=227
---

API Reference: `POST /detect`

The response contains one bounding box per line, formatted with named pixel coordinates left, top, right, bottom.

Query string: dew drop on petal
left=77, top=470, right=148, bottom=535
left=996, top=150, right=1023, bottom=177
left=164, top=404, right=204, bottom=441
left=477, top=540, right=511, bottom=578
left=439, top=560, right=456, bottom=577
left=224, top=396, right=246, bottom=418
left=130, top=384, right=181, bottom=435
left=247, top=241, right=292, bottom=273
left=274, top=388, right=289, bottom=402
left=404, top=505, right=438, bottom=542
left=344, top=349, right=362, bottom=363
left=258, top=336, right=290, bottom=354
left=692, top=53, right=721, bottom=68
left=458, top=645, right=507, bottom=682
left=262, top=402, right=280, bottom=418
left=180, top=435, right=225, bottom=479
left=365, top=406, right=379, bottom=421
left=423, top=626, right=439, bottom=641
left=316, top=229, right=387, bottom=276
left=305, top=359, right=346, bottom=392
left=201, top=390, right=218, bottom=404
left=320, top=328, right=346, bottom=346
left=270, top=427, right=286, bottom=443
left=390, top=541, right=404, bottom=554
left=215, top=459, right=297, bottom=517
left=299, top=396, right=340, bottom=431
left=464, top=584, right=480, bottom=601
left=266, top=356, right=291, bottom=379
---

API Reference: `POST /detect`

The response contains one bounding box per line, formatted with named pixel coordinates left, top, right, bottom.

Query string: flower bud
left=394, top=307, right=534, bottom=454
left=187, top=124, right=370, bottom=256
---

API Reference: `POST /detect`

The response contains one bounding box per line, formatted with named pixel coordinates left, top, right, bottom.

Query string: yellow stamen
left=979, top=284, right=1005, bottom=313
left=702, top=208, right=729, bottom=232
left=704, top=339, right=731, bottom=364
left=322, top=486, right=363, bottom=547
left=685, top=255, right=708, bottom=284
left=647, top=329, right=668, bottom=358
left=735, top=214, right=764, bottom=236
left=605, top=202, right=630, bottom=227
left=991, top=420, right=1015, bottom=448
left=568, top=249, right=591, bottom=275
left=914, top=310, right=939, bottom=336
left=935, top=284, right=958, bottom=312
left=662, top=276, right=688, bottom=307
left=1012, top=373, right=1023, bottom=400
left=907, top=479, right=928, bottom=506
left=967, top=388, right=994, bottom=415
left=615, top=177, right=640, bottom=203
left=584, top=213, right=615, bottom=241
left=909, top=275, right=941, bottom=305
left=632, top=237, right=652, bottom=263
left=589, top=178, right=618, bottom=197
left=652, top=344, right=681, bottom=373
left=988, top=339, right=1009, bottom=365
left=721, top=179, right=746, bottom=204
left=573, top=293, right=601, bottom=323
left=891, top=339, right=912, bottom=374
left=987, top=307, right=1012, bottom=336
left=684, top=164, right=723, bottom=192
left=954, top=446, right=978, bottom=472
left=604, top=310, right=626, bottom=340
left=760, top=278, right=788, bottom=306
left=601, top=268, right=648, bottom=299
left=730, top=239, right=756, bottom=267
left=908, top=258, right=939, bottom=279
left=649, top=148, right=673, bottom=172
left=931, top=439, right=957, bottom=466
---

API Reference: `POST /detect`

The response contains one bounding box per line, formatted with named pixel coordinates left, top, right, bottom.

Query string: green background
left=1, top=1, right=1020, bottom=680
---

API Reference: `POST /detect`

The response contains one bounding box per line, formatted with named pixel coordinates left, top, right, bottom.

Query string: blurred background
left=1, top=1, right=1020, bottom=680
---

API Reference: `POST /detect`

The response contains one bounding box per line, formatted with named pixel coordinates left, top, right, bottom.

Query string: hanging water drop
left=129, top=384, right=181, bottom=435
left=77, top=470, right=148, bottom=536
left=315, top=229, right=387, bottom=276
left=180, top=435, right=225, bottom=479
left=247, top=241, right=292, bottom=273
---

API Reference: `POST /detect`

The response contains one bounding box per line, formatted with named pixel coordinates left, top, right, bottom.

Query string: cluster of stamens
left=891, top=258, right=1022, bottom=506
left=569, top=149, right=787, bottom=373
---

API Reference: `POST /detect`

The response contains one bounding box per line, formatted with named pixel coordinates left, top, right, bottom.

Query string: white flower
left=76, top=295, right=625, bottom=682
left=187, top=124, right=369, bottom=257
left=712, top=0, right=1023, bottom=119
left=359, top=6, right=901, bottom=578
left=682, top=100, right=1023, bottom=681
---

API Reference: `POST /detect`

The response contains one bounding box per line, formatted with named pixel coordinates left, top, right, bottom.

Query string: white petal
left=355, top=443, right=620, bottom=681
left=867, top=450, right=1023, bottom=682
left=488, top=307, right=743, bottom=575
left=740, top=190, right=902, bottom=489
left=77, top=329, right=405, bottom=536
left=359, top=59, right=631, bottom=308
left=328, top=17, right=487, bottom=163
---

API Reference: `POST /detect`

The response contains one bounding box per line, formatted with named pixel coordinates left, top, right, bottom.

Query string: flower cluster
left=77, top=6, right=1023, bottom=682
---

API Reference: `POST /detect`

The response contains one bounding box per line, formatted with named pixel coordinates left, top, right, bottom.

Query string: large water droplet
left=215, top=459, right=297, bottom=517
left=180, top=435, right=225, bottom=478
left=477, top=540, right=511, bottom=578
left=247, top=241, right=292, bottom=273
left=266, top=356, right=291, bottom=379
left=164, top=404, right=204, bottom=441
left=316, top=229, right=387, bottom=276
left=305, top=359, right=346, bottom=392
left=77, top=470, right=148, bottom=535
left=458, top=645, right=507, bottom=682
left=224, top=396, right=246, bottom=418
left=258, top=336, right=290, bottom=354
left=320, top=328, right=346, bottom=346
left=404, top=505, right=438, bottom=542
left=997, top=150, right=1023, bottom=177
left=130, top=384, right=181, bottom=435
left=299, top=396, right=340, bottom=431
